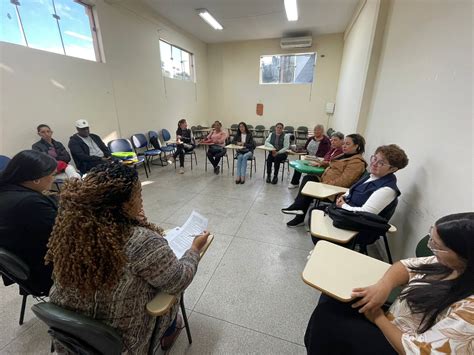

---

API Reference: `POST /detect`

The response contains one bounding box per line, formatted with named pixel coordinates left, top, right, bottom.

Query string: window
left=260, top=53, right=316, bottom=84
left=0, top=0, right=101, bottom=62
left=159, top=39, right=194, bottom=81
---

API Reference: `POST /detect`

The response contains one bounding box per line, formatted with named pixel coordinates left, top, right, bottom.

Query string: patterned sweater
left=50, top=226, right=200, bottom=354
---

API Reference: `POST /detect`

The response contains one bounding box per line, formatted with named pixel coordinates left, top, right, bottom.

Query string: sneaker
left=266, top=175, right=271, bottom=183
left=287, top=215, right=305, bottom=227
left=288, top=183, right=299, bottom=189
left=271, top=176, right=278, bottom=184
left=179, top=167, right=184, bottom=174
left=281, top=206, right=304, bottom=215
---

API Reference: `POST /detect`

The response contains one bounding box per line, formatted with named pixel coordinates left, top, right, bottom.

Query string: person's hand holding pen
left=191, top=230, right=210, bottom=253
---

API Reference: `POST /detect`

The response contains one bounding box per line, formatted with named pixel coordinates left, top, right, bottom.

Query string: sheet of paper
left=165, top=211, right=208, bottom=259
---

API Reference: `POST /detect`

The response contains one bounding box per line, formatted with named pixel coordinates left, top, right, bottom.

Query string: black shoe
left=235, top=179, right=241, bottom=184
left=281, top=206, right=304, bottom=215
left=271, top=176, right=278, bottom=184
left=214, top=166, right=220, bottom=174
left=266, top=175, right=271, bottom=183
left=241, top=180, right=245, bottom=184
left=287, top=215, right=305, bottom=228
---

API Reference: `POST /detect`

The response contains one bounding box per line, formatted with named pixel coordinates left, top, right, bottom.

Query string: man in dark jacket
left=68, top=119, right=111, bottom=173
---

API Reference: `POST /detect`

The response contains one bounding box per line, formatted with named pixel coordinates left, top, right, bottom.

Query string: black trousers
left=207, top=147, right=226, bottom=168
left=266, top=153, right=287, bottom=177
left=292, top=175, right=320, bottom=212
left=305, top=295, right=397, bottom=355
left=174, top=144, right=194, bottom=167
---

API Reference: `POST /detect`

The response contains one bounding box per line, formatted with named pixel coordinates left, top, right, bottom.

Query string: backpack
left=326, top=204, right=390, bottom=234
left=149, top=135, right=161, bottom=150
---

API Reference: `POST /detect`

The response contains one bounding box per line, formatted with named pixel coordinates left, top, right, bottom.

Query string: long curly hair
left=45, top=163, right=162, bottom=296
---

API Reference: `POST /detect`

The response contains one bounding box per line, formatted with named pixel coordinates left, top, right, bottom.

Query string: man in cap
left=68, top=119, right=111, bottom=173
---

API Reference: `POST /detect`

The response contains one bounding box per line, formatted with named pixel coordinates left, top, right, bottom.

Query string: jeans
left=236, top=151, right=253, bottom=177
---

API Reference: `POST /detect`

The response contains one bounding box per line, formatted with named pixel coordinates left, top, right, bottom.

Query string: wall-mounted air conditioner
left=280, top=36, right=312, bottom=49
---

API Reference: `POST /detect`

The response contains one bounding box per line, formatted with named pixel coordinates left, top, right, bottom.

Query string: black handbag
left=326, top=204, right=390, bottom=234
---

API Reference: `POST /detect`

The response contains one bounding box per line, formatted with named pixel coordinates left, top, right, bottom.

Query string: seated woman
left=32, top=124, right=81, bottom=179
left=282, top=133, right=367, bottom=227
left=265, top=122, right=290, bottom=184
left=232, top=121, right=256, bottom=184
left=173, top=118, right=195, bottom=174
left=0, top=150, right=58, bottom=294
left=305, top=212, right=474, bottom=355
left=45, top=163, right=210, bottom=353
left=204, top=120, right=228, bottom=174
left=288, top=130, right=344, bottom=189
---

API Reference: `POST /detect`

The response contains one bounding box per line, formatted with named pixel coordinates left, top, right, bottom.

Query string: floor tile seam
left=190, top=310, right=306, bottom=348
left=232, top=234, right=312, bottom=252
left=0, top=319, right=39, bottom=351
left=188, top=234, right=235, bottom=312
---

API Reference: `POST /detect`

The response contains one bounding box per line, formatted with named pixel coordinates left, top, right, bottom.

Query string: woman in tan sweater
left=46, top=163, right=209, bottom=354
left=282, top=133, right=367, bottom=227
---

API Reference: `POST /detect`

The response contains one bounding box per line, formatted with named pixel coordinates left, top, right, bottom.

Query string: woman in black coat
left=0, top=150, right=58, bottom=294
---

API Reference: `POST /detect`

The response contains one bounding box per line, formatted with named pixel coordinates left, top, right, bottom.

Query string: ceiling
left=143, top=0, right=360, bottom=43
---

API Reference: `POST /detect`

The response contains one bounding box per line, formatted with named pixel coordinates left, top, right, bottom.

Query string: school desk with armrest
left=146, top=234, right=214, bottom=345
left=302, top=240, right=391, bottom=302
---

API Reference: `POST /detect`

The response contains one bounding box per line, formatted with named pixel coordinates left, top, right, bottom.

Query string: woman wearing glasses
left=305, top=212, right=474, bottom=354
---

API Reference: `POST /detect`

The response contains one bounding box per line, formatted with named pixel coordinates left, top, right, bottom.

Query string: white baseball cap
left=75, top=119, right=89, bottom=129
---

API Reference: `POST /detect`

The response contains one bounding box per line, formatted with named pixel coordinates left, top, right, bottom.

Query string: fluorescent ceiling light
left=284, top=0, right=298, bottom=21
left=197, top=9, right=223, bottom=30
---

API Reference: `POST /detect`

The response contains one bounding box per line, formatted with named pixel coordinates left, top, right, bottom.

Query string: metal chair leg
left=180, top=295, right=192, bottom=344
left=19, top=294, right=27, bottom=325
left=383, top=235, right=393, bottom=264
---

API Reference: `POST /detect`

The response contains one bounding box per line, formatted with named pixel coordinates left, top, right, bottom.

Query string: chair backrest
left=269, top=125, right=275, bottom=132
left=247, top=124, right=253, bottom=130
left=148, top=130, right=162, bottom=149
left=416, top=235, right=433, bottom=257
left=285, top=126, right=295, bottom=133
left=0, top=247, right=44, bottom=296
left=32, top=302, right=123, bottom=355
left=230, top=124, right=238, bottom=129
left=296, top=126, right=308, bottom=133
left=255, top=125, right=265, bottom=131
left=0, top=155, right=11, bottom=172
left=190, top=126, right=196, bottom=132
left=131, top=134, right=148, bottom=150
left=161, top=129, right=171, bottom=141
left=327, top=128, right=335, bottom=137
left=108, top=139, right=133, bottom=153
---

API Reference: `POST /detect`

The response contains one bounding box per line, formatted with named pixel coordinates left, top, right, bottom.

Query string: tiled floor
left=0, top=149, right=321, bottom=354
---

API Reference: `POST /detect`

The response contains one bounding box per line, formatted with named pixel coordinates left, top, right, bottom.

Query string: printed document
left=165, top=211, right=208, bottom=259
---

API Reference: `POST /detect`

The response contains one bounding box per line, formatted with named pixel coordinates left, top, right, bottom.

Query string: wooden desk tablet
left=302, top=181, right=348, bottom=199
left=302, top=240, right=391, bottom=302
left=310, top=209, right=358, bottom=244
left=146, top=234, right=214, bottom=316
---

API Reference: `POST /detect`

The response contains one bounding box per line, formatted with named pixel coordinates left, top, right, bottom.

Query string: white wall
left=0, top=0, right=208, bottom=157
left=332, top=0, right=380, bottom=134
left=207, top=34, right=344, bottom=130
left=363, top=0, right=473, bottom=259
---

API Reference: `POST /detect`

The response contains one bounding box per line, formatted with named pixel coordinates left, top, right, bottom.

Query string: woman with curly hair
left=46, top=163, right=209, bottom=353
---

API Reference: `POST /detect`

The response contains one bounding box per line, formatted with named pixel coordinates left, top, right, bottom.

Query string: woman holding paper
left=46, top=163, right=209, bottom=353
left=304, top=212, right=474, bottom=355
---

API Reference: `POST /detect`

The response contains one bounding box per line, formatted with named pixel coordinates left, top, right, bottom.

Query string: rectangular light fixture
left=284, top=0, right=298, bottom=21
left=197, top=9, right=223, bottom=30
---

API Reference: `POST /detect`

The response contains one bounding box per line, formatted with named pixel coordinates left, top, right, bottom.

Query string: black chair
left=32, top=302, right=123, bottom=355
left=295, top=126, right=308, bottom=144
left=0, top=248, right=48, bottom=325
left=108, top=139, right=148, bottom=178
left=253, top=125, right=266, bottom=144
left=285, top=126, right=295, bottom=134
left=148, top=130, right=175, bottom=166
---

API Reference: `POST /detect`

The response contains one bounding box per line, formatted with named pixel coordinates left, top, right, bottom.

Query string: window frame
left=1, top=0, right=102, bottom=62
left=159, top=38, right=195, bottom=82
left=259, top=52, right=316, bottom=85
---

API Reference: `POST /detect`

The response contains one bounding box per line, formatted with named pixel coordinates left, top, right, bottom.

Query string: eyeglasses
left=370, top=155, right=392, bottom=168
left=427, top=226, right=449, bottom=254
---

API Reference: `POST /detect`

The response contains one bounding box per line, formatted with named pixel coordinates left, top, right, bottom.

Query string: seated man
left=32, top=124, right=81, bottom=179
left=265, top=122, right=290, bottom=184
left=68, top=119, right=111, bottom=173
left=282, top=134, right=367, bottom=227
